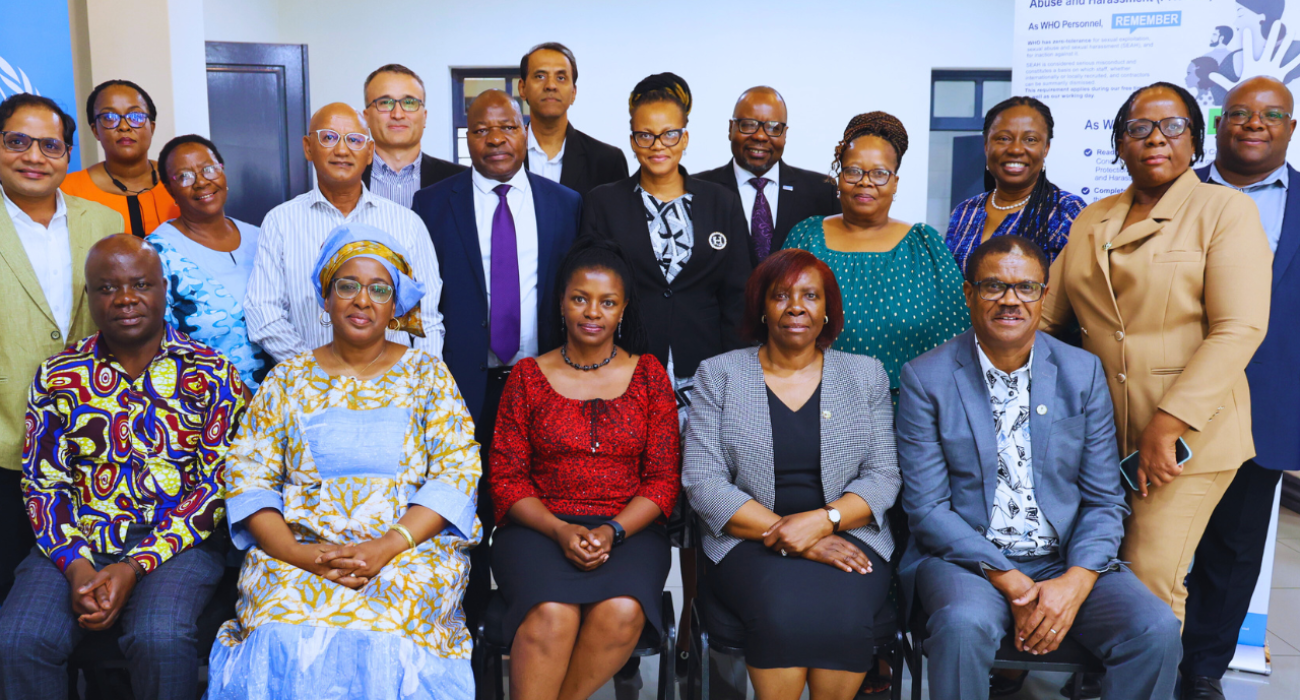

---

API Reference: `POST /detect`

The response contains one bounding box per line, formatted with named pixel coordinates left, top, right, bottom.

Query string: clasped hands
left=762, top=509, right=871, bottom=574
left=289, top=531, right=408, bottom=590
left=554, top=522, right=615, bottom=571
left=988, top=567, right=1096, bottom=655
left=66, top=558, right=138, bottom=631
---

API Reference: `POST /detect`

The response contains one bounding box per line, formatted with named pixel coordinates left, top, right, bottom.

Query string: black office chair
left=473, top=588, right=677, bottom=700
left=903, top=606, right=1105, bottom=700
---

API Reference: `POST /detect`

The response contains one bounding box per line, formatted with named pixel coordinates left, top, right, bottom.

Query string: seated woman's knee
left=586, top=597, right=645, bottom=647
left=518, top=601, right=581, bottom=647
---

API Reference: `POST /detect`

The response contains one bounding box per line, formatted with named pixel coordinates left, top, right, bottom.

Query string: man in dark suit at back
left=411, top=90, right=581, bottom=640
left=361, top=64, right=466, bottom=208
left=697, top=86, right=839, bottom=265
left=518, top=42, right=628, bottom=196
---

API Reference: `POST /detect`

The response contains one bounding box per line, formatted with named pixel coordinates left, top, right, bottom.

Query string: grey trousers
left=0, top=538, right=223, bottom=700
left=916, top=554, right=1181, bottom=700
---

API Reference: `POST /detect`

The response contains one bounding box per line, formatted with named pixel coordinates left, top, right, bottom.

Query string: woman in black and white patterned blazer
left=683, top=248, right=900, bottom=700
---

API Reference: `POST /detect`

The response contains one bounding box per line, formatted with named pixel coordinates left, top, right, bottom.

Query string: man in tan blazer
left=0, top=94, right=122, bottom=601
left=1041, top=105, right=1271, bottom=631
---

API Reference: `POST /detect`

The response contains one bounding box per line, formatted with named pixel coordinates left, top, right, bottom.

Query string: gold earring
left=387, top=318, right=401, bottom=331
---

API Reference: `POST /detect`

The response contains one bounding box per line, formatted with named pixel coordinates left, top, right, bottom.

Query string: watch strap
left=603, top=520, right=627, bottom=546
left=822, top=506, right=841, bottom=533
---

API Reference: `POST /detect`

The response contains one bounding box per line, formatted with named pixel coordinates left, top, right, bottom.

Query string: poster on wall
left=1014, top=0, right=1300, bottom=204
left=0, top=2, right=81, bottom=170
left=1013, top=0, right=1288, bottom=675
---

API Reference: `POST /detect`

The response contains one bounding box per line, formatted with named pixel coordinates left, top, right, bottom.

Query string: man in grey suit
left=896, top=235, right=1181, bottom=700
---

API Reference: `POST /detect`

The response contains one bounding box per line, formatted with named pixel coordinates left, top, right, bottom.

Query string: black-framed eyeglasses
left=368, top=96, right=424, bottom=113
left=1124, top=117, right=1190, bottom=140
left=975, top=279, right=1046, bottom=303
left=840, top=166, right=894, bottom=186
left=0, top=131, right=68, bottom=159
left=731, top=119, right=787, bottom=137
left=632, top=128, right=684, bottom=149
left=95, top=111, right=150, bottom=130
left=1223, top=108, right=1292, bottom=126
left=333, top=278, right=394, bottom=304
left=310, top=129, right=371, bottom=150
left=171, top=163, right=224, bottom=188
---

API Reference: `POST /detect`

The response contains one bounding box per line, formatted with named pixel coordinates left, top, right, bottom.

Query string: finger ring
left=780, top=549, right=787, bottom=557
left=1050, top=629, right=1058, bottom=634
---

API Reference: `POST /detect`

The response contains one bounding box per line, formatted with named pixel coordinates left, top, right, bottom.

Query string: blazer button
left=1114, top=331, right=1125, bottom=341
left=663, top=289, right=673, bottom=298
left=482, top=320, right=488, bottom=328
left=1116, top=373, right=1126, bottom=383
left=50, top=330, right=61, bottom=340
left=976, top=525, right=986, bottom=534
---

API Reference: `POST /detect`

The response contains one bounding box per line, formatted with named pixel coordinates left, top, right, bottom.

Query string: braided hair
left=982, top=96, right=1064, bottom=260
left=832, top=111, right=909, bottom=175
left=555, top=238, right=650, bottom=355
left=628, top=72, right=692, bottom=126
left=1109, top=81, right=1205, bottom=165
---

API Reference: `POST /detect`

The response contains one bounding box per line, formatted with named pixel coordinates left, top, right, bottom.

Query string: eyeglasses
left=171, top=163, right=224, bottom=188
left=310, top=129, right=371, bottom=150
left=731, top=119, right=787, bottom=137
left=974, top=279, right=1046, bottom=303
left=632, top=128, right=685, bottom=149
left=840, top=166, right=894, bottom=186
left=1223, top=108, right=1292, bottom=126
left=95, top=111, right=150, bottom=130
left=1124, top=117, right=1190, bottom=140
left=333, top=278, right=394, bottom=304
left=368, top=97, right=424, bottom=113
left=0, top=131, right=68, bottom=159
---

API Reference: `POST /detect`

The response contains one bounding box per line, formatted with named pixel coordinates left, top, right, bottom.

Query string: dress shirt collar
left=2, top=188, right=67, bottom=227
left=472, top=165, right=532, bottom=197
left=733, top=159, right=780, bottom=191
left=1207, top=162, right=1289, bottom=193
left=89, top=325, right=196, bottom=372
left=975, top=340, right=1034, bottom=384
left=373, top=152, right=421, bottom=177
left=306, top=179, right=377, bottom=214
left=527, top=125, right=565, bottom=165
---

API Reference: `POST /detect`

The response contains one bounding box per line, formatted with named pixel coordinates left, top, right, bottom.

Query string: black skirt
left=707, top=534, right=893, bottom=671
left=492, top=515, right=671, bottom=644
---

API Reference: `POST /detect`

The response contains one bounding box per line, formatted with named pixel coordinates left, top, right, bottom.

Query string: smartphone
left=1119, top=437, right=1193, bottom=491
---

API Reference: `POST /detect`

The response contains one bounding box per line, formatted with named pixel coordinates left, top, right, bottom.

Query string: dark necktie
left=490, top=184, right=520, bottom=364
left=750, top=177, right=774, bottom=261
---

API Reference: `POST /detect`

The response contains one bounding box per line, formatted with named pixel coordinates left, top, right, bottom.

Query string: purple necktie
left=750, top=177, right=774, bottom=261
left=490, top=184, right=520, bottom=364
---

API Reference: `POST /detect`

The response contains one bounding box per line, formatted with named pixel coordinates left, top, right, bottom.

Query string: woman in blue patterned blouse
left=945, top=97, right=1085, bottom=273
left=148, top=134, right=271, bottom=390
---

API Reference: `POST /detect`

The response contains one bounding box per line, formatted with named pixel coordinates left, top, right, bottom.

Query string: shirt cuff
left=226, top=489, right=283, bottom=550
left=410, top=480, right=478, bottom=541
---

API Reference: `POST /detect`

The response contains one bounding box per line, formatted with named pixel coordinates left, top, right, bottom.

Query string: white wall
left=203, top=0, right=1015, bottom=224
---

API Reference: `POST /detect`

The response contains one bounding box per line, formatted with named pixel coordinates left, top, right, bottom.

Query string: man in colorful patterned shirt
left=0, top=234, right=245, bottom=700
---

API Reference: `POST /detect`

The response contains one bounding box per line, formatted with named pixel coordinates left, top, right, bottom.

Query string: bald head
left=310, top=102, right=368, bottom=133
left=1217, top=75, right=1296, bottom=181
left=466, top=90, right=526, bottom=181
left=86, top=234, right=168, bottom=349
left=730, top=86, right=789, bottom=176
left=304, top=101, right=373, bottom=190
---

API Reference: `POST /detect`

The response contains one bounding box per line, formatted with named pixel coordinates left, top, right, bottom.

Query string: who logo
left=0, top=54, right=39, bottom=98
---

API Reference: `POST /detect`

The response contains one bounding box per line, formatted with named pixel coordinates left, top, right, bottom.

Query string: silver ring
left=1050, top=629, right=1058, bottom=634
left=780, top=549, right=787, bottom=557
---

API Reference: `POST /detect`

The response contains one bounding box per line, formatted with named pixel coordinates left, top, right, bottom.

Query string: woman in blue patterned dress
left=944, top=97, right=1085, bottom=273
left=148, top=134, right=271, bottom=390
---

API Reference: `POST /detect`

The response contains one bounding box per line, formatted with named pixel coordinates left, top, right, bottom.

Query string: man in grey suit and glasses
left=896, top=235, right=1181, bottom=700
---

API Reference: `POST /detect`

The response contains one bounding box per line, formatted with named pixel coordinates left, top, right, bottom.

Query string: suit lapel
left=621, top=174, right=666, bottom=281
left=953, top=334, right=1000, bottom=516
left=1027, top=336, right=1056, bottom=496
left=66, top=199, right=95, bottom=328
left=773, top=162, right=800, bottom=237
left=558, top=124, right=587, bottom=192
left=818, top=351, right=855, bottom=505
left=450, top=176, right=487, bottom=301
left=529, top=173, right=558, bottom=323
left=674, top=174, right=720, bottom=284
left=1274, top=165, right=1300, bottom=286
left=743, top=349, right=776, bottom=509
left=0, top=201, right=56, bottom=326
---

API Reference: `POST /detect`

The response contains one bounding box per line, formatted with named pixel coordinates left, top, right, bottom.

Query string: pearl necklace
left=990, top=188, right=1030, bottom=211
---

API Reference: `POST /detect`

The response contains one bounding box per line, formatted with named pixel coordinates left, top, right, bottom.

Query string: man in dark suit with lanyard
left=412, top=90, right=581, bottom=644
left=697, top=86, right=839, bottom=266
left=518, top=42, right=628, bottom=196
left=1185, top=75, right=1298, bottom=700
left=361, top=64, right=465, bottom=208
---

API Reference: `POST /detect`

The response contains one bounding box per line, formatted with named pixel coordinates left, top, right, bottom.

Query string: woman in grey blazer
left=682, top=249, right=900, bottom=700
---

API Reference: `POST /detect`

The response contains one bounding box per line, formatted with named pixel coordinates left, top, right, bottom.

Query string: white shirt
left=471, top=167, right=539, bottom=366
left=4, top=189, right=72, bottom=337
left=732, top=159, right=781, bottom=231
left=245, top=182, right=444, bottom=362
left=975, top=342, right=1059, bottom=557
left=526, top=125, right=565, bottom=183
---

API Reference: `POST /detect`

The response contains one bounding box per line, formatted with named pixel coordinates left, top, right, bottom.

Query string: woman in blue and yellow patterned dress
left=207, top=223, right=481, bottom=699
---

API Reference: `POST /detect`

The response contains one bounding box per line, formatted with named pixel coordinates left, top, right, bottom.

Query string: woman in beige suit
left=1040, top=81, right=1272, bottom=624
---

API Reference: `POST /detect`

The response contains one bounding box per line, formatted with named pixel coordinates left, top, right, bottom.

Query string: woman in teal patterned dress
left=784, top=112, right=968, bottom=407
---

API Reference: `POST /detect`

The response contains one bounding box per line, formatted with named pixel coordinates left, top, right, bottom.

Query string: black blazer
left=580, top=169, right=753, bottom=380
left=411, top=170, right=582, bottom=421
left=363, top=153, right=467, bottom=204
left=695, top=159, right=840, bottom=264
left=526, top=123, right=629, bottom=197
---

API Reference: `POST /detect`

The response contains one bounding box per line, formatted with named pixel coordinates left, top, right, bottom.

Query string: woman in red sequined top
left=490, top=238, right=680, bottom=700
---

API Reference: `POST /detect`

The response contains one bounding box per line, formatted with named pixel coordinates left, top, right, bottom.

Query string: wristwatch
left=602, top=520, right=627, bottom=547
left=823, top=506, right=842, bottom=533
left=117, top=554, right=145, bottom=582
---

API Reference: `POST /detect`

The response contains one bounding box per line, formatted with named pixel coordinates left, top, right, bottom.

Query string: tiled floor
left=562, top=507, right=1300, bottom=699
